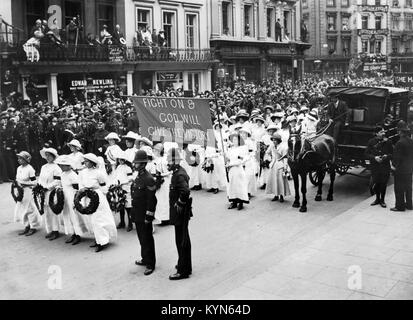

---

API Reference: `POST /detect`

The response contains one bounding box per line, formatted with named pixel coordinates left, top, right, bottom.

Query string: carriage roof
left=326, top=86, right=409, bottom=99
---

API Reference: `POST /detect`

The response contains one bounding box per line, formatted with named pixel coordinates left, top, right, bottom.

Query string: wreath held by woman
left=32, top=184, right=47, bottom=215
left=74, top=188, right=100, bottom=215
left=49, top=187, right=64, bottom=215
left=11, top=180, right=24, bottom=202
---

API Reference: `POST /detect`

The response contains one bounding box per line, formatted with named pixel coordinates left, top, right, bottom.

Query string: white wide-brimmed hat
left=40, top=147, right=59, bottom=160
left=16, top=151, right=32, bottom=163
left=266, top=123, right=278, bottom=131
left=55, top=155, right=72, bottom=167
left=140, top=145, right=153, bottom=157
left=123, top=131, right=139, bottom=141
left=136, top=136, right=153, bottom=147
left=239, top=127, right=251, bottom=136
left=83, top=153, right=100, bottom=165
left=68, top=139, right=82, bottom=150
left=105, top=132, right=121, bottom=142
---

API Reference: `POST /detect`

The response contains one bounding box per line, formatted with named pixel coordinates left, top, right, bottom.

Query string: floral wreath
left=186, top=150, right=200, bottom=167
left=11, top=180, right=24, bottom=202
left=49, top=187, right=64, bottom=215
left=32, top=184, right=47, bottom=215
left=106, top=184, right=127, bottom=212
left=74, top=188, right=100, bottom=215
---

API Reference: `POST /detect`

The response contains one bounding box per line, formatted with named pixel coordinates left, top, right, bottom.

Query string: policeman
left=391, top=121, right=413, bottom=212
left=167, top=148, right=193, bottom=280
left=131, top=150, right=157, bottom=275
left=365, top=126, right=393, bottom=208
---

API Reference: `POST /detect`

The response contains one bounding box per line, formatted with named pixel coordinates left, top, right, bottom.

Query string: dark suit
left=131, top=170, right=157, bottom=268
left=112, top=30, right=124, bottom=45
left=365, top=137, right=393, bottom=202
left=275, top=22, right=282, bottom=41
left=326, top=100, right=350, bottom=143
left=393, top=135, right=413, bottom=210
left=169, top=165, right=192, bottom=275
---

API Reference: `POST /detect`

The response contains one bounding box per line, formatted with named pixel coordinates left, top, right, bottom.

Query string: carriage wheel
left=309, top=170, right=323, bottom=186
left=335, top=164, right=350, bottom=175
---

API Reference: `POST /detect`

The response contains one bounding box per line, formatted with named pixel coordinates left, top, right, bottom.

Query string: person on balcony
left=112, top=24, right=125, bottom=46
left=275, top=19, right=282, bottom=42
left=100, top=25, right=113, bottom=45
left=66, top=17, right=82, bottom=45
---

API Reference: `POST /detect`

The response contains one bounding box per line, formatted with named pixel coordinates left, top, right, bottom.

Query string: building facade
left=1, top=0, right=217, bottom=105
left=209, top=0, right=310, bottom=84
left=302, top=0, right=356, bottom=78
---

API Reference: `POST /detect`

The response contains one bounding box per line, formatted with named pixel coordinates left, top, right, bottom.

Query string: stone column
left=258, top=0, right=267, bottom=40
left=126, top=71, right=134, bottom=96
left=183, top=71, right=189, bottom=90
left=48, top=73, right=58, bottom=106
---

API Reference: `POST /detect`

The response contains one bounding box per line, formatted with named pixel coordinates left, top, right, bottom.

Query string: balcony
left=16, top=44, right=216, bottom=63
left=0, top=17, right=23, bottom=55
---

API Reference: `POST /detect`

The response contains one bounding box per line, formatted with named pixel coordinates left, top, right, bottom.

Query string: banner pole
left=214, top=93, right=229, bottom=183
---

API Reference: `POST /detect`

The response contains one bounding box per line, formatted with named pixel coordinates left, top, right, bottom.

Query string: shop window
left=375, top=15, right=382, bottom=30
left=26, top=0, right=46, bottom=35
left=163, top=11, right=176, bottom=48
left=185, top=13, right=198, bottom=49
left=188, top=73, right=200, bottom=93
left=327, top=15, right=336, bottom=31
left=97, top=4, right=114, bottom=33
left=136, top=8, right=152, bottom=31
left=156, top=72, right=183, bottom=91
left=222, top=1, right=233, bottom=36
left=244, top=4, right=253, bottom=36
left=362, top=15, right=368, bottom=30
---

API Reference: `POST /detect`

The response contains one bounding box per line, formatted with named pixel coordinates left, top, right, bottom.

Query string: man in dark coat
left=365, top=126, right=393, bottom=208
left=391, top=121, right=413, bottom=212
left=275, top=19, right=282, bottom=42
left=131, top=150, right=157, bottom=275
left=326, top=94, right=350, bottom=143
left=167, top=148, right=192, bottom=280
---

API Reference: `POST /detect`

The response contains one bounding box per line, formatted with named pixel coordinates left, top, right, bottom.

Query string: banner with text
left=394, top=73, right=413, bottom=90
left=130, top=96, right=213, bottom=145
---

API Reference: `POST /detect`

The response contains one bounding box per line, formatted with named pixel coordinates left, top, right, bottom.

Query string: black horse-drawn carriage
left=309, top=86, right=410, bottom=186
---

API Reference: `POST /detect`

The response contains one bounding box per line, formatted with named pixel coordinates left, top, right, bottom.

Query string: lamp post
left=289, top=41, right=296, bottom=90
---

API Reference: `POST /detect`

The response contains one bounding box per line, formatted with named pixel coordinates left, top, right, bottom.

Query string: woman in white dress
left=67, top=139, right=84, bottom=172
left=79, top=153, right=117, bottom=252
left=38, top=148, right=62, bottom=241
left=239, top=127, right=258, bottom=198
left=226, top=132, right=249, bottom=210
left=104, top=132, right=123, bottom=180
left=14, top=151, right=41, bottom=236
left=152, top=143, right=172, bottom=224
left=258, top=123, right=278, bottom=189
left=113, top=151, right=134, bottom=231
left=265, top=133, right=291, bottom=202
left=203, top=144, right=227, bottom=194
left=55, top=155, right=89, bottom=245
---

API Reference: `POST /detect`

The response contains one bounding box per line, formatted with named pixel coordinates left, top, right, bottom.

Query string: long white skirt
left=61, top=188, right=90, bottom=236
left=90, top=190, right=117, bottom=245
left=244, top=158, right=258, bottom=195
left=187, top=165, right=202, bottom=188
left=42, top=190, right=61, bottom=233
left=154, top=174, right=171, bottom=223
left=14, top=187, right=41, bottom=229
left=226, top=165, right=249, bottom=203
left=265, top=162, right=291, bottom=197
left=204, top=156, right=227, bottom=190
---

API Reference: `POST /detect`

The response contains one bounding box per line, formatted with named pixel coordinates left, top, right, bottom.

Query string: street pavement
left=1, top=169, right=413, bottom=300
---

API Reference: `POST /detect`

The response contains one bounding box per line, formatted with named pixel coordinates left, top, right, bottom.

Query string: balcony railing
left=0, top=17, right=23, bottom=54
left=17, top=44, right=216, bottom=63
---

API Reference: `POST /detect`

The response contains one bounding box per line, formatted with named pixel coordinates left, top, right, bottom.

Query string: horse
left=287, top=133, right=336, bottom=212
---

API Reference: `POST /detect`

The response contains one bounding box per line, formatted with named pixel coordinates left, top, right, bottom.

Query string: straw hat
left=105, top=132, right=121, bottom=142
left=266, top=123, right=278, bottom=131
left=136, top=136, right=153, bottom=147
left=123, top=131, right=139, bottom=141
left=286, top=115, right=297, bottom=123
left=239, top=127, right=251, bottom=136
left=16, top=151, right=31, bottom=163
left=55, top=155, right=72, bottom=167
left=68, top=139, right=82, bottom=150
left=83, top=153, right=100, bottom=165
left=40, top=147, right=59, bottom=160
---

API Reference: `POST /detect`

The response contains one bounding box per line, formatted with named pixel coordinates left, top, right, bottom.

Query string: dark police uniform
left=131, top=169, right=157, bottom=269
left=393, top=135, right=413, bottom=211
left=169, top=165, right=192, bottom=276
left=365, top=136, right=393, bottom=203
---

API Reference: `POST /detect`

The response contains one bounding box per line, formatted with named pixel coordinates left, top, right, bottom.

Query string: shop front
left=57, top=72, right=127, bottom=101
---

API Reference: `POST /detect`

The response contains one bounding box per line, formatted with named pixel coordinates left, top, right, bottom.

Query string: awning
left=325, top=86, right=408, bottom=98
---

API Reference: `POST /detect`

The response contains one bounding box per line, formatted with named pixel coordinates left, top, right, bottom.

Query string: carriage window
left=353, top=109, right=365, bottom=123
